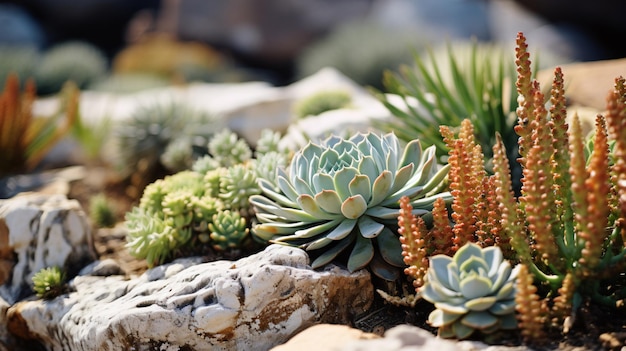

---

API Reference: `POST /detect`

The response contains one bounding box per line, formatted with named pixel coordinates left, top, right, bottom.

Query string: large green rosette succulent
left=421, top=243, right=519, bottom=339
left=250, top=132, right=450, bottom=279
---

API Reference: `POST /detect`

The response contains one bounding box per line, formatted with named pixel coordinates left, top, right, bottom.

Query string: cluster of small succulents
left=32, top=266, right=67, bottom=300
left=250, top=131, right=451, bottom=280
left=293, top=90, right=352, bottom=119
left=124, top=128, right=286, bottom=266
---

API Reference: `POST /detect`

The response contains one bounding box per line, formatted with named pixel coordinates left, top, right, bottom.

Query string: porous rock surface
left=8, top=244, right=372, bottom=351
left=0, top=193, right=95, bottom=304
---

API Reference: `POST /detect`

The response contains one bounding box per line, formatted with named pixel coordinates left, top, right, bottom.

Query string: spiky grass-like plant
left=0, top=74, right=79, bottom=177
left=375, top=40, right=527, bottom=193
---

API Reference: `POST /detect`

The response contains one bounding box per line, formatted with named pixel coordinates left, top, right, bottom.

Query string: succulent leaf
left=376, top=227, right=405, bottom=267
left=348, top=234, right=375, bottom=272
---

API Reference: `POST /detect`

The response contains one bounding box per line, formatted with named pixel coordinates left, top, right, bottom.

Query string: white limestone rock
left=10, top=244, right=372, bottom=351
left=0, top=295, right=13, bottom=351
left=0, top=193, right=95, bottom=304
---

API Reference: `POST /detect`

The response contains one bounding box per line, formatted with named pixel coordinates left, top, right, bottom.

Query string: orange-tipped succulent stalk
left=498, top=36, right=626, bottom=338
left=399, top=32, right=626, bottom=342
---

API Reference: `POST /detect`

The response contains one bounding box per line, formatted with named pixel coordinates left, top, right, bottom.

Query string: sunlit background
left=1, top=0, right=624, bottom=92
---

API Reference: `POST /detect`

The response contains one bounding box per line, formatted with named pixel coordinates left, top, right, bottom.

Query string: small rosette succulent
left=32, top=266, right=67, bottom=300
left=421, top=243, right=519, bottom=339
left=209, top=210, right=249, bottom=251
left=250, top=132, right=450, bottom=278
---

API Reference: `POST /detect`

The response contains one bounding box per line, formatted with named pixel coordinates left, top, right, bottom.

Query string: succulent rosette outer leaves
left=421, top=243, right=519, bottom=339
left=250, top=132, right=450, bottom=279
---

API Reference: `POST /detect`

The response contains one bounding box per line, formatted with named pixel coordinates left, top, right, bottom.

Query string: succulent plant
left=32, top=266, right=67, bottom=300
left=218, top=163, right=261, bottom=212
left=35, top=41, right=108, bottom=95
left=125, top=130, right=266, bottom=266
left=126, top=171, right=204, bottom=263
left=374, top=40, right=525, bottom=193
left=254, top=151, right=289, bottom=189
left=114, top=101, right=223, bottom=187
left=206, top=128, right=253, bottom=168
left=192, top=154, right=221, bottom=174
left=89, top=193, right=117, bottom=228
left=125, top=207, right=193, bottom=266
left=293, top=90, right=352, bottom=119
left=421, top=242, right=519, bottom=339
left=209, top=210, right=249, bottom=251
left=397, top=32, right=626, bottom=344
left=254, top=128, right=286, bottom=157
left=250, top=131, right=451, bottom=279
left=160, top=137, right=194, bottom=172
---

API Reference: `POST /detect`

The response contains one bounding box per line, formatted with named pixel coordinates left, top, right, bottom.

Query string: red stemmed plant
left=398, top=32, right=626, bottom=344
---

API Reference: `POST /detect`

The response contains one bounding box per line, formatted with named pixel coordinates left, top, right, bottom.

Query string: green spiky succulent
left=209, top=210, right=249, bottom=251
left=421, top=243, right=519, bottom=339
left=218, top=163, right=261, bottom=211
left=250, top=132, right=451, bottom=279
left=114, top=101, right=223, bottom=178
left=254, top=151, right=289, bottom=189
left=254, top=128, right=286, bottom=157
left=126, top=171, right=204, bottom=265
left=32, top=266, right=67, bottom=300
left=89, top=193, right=117, bottom=228
left=35, top=41, right=108, bottom=95
left=206, top=128, right=253, bottom=168
left=293, top=90, right=352, bottom=119
left=160, top=137, right=194, bottom=172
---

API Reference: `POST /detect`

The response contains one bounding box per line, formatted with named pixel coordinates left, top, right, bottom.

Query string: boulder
left=8, top=244, right=372, bottom=351
left=0, top=193, right=95, bottom=304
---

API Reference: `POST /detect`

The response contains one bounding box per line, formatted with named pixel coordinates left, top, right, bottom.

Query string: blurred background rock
left=0, top=0, right=624, bottom=87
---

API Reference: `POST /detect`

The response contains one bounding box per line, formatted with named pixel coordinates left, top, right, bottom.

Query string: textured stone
left=270, top=324, right=380, bottom=351
left=9, top=244, right=372, bottom=351
left=0, top=295, right=14, bottom=351
left=0, top=193, right=95, bottom=304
